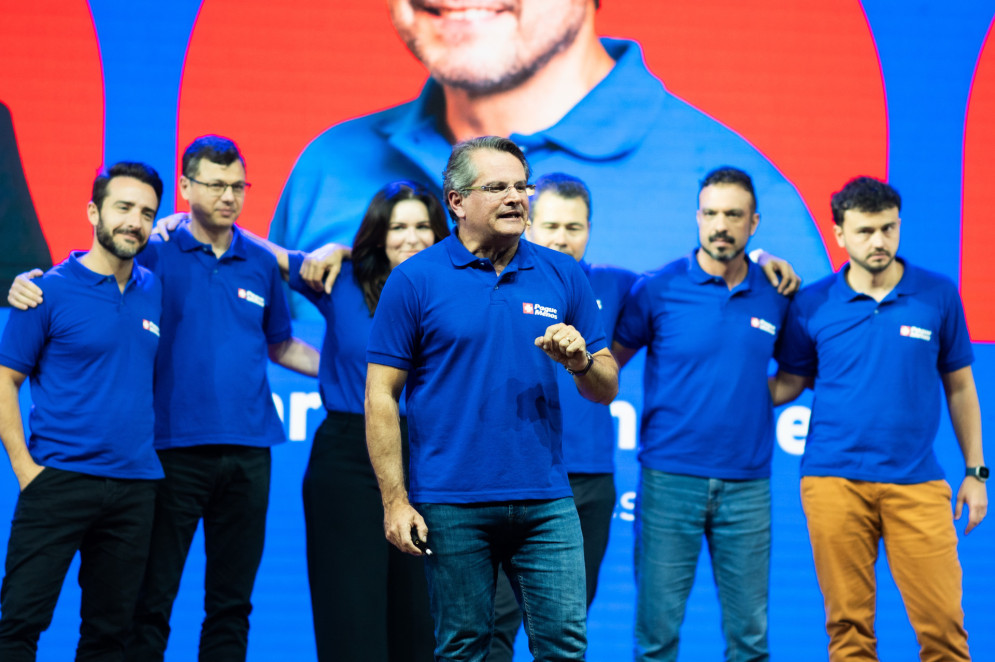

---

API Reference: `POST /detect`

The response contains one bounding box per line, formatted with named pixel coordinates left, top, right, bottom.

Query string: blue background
left=2, top=1, right=994, bottom=660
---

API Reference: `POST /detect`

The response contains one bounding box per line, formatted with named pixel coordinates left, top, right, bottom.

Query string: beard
left=395, top=2, right=587, bottom=96
left=96, top=214, right=147, bottom=260
left=701, top=232, right=745, bottom=263
left=853, top=250, right=894, bottom=274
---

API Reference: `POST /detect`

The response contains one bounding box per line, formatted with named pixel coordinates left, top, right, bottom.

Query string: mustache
left=708, top=231, right=734, bottom=243
left=115, top=228, right=144, bottom=240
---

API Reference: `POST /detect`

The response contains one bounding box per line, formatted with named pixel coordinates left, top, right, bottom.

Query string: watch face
left=981, top=467, right=990, bottom=479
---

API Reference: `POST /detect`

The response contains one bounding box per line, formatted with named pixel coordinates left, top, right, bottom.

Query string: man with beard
left=771, top=177, right=987, bottom=662
left=269, top=0, right=830, bottom=320
left=365, top=137, right=618, bottom=660
left=612, top=167, right=789, bottom=661
left=0, top=162, right=165, bottom=661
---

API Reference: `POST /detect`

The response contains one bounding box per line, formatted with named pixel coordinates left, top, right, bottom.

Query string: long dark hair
left=352, top=181, right=449, bottom=315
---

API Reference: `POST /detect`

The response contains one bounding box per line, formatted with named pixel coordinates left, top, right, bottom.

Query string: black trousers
left=303, top=411, right=434, bottom=662
left=487, top=472, right=616, bottom=662
left=126, top=445, right=271, bottom=662
left=0, top=468, right=156, bottom=662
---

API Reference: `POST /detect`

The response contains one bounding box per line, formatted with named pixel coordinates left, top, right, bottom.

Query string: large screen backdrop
left=1, top=1, right=994, bottom=659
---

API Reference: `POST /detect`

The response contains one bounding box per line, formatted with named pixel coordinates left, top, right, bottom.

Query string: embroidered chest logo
left=596, top=299, right=603, bottom=310
left=142, top=319, right=160, bottom=337
left=522, top=302, right=558, bottom=320
left=238, top=288, right=266, bottom=308
left=900, top=325, right=932, bottom=342
left=750, top=317, right=777, bottom=336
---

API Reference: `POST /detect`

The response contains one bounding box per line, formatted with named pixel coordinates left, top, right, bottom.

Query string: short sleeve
left=566, top=264, right=607, bottom=353
left=0, top=304, right=50, bottom=375
left=613, top=275, right=653, bottom=350
left=775, top=298, right=817, bottom=376
left=937, top=284, right=974, bottom=374
left=263, top=260, right=293, bottom=345
left=367, top=270, right=421, bottom=371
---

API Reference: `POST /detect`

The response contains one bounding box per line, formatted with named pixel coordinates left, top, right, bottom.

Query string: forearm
left=769, top=370, right=811, bottom=406
left=947, top=379, right=985, bottom=467
left=365, top=390, right=408, bottom=507
left=268, top=338, right=320, bottom=377
left=572, top=349, right=619, bottom=405
left=0, top=376, right=36, bottom=480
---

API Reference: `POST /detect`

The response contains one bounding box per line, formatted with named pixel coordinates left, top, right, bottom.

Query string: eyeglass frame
left=461, top=182, right=536, bottom=197
left=186, top=176, right=252, bottom=196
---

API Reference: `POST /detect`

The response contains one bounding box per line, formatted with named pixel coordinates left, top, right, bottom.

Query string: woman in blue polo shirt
left=286, top=181, right=449, bottom=662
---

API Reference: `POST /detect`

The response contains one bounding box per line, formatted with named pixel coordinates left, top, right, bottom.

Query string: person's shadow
left=0, top=101, right=52, bottom=299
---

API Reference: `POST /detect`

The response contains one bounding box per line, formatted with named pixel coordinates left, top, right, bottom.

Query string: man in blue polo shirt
left=613, top=167, right=790, bottom=662
left=270, top=0, right=831, bottom=320
left=366, top=137, right=618, bottom=661
left=0, top=162, right=164, bottom=661
left=772, top=177, right=987, bottom=662
left=123, top=135, right=318, bottom=661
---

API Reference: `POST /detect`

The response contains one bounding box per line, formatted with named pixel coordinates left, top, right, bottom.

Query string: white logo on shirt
left=142, top=319, right=160, bottom=337
left=522, top=302, right=558, bottom=319
left=237, top=288, right=266, bottom=308
left=596, top=299, right=603, bottom=310
left=750, top=316, right=777, bottom=336
left=900, top=325, right=932, bottom=342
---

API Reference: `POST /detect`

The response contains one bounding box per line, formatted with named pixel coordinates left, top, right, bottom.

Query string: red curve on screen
left=962, top=18, right=995, bottom=342
left=0, top=1, right=104, bottom=263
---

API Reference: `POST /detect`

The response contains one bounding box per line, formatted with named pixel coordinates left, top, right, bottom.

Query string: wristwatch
left=966, top=466, right=989, bottom=482
left=566, top=351, right=594, bottom=377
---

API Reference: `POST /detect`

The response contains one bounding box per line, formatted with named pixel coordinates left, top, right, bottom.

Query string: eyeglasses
left=462, top=183, right=536, bottom=197
left=187, top=177, right=252, bottom=196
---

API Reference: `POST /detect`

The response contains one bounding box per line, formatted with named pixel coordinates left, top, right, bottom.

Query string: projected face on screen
left=388, top=0, right=590, bottom=92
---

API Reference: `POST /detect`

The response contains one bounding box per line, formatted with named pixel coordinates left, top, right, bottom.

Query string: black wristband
left=566, top=351, right=594, bottom=377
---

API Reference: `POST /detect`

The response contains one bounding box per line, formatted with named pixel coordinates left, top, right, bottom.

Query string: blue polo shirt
left=561, top=262, right=637, bottom=474
left=271, top=38, right=831, bottom=320
left=287, top=253, right=381, bottom=415
left=367, top=235, right=607, bottom=503
left=777, top=260, right=974, bottom=484
left=138, top=222, right=292, bottom=449
left=615, top=253, right=789, bottom=479
left=0, top=253, right=163, bottom=479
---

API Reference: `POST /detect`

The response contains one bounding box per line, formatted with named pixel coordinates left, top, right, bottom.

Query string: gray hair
left=442, top=136, right=531, bottom=222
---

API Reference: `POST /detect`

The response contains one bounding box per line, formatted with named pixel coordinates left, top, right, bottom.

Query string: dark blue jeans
left=418, top=498, right=587, bottom=662
left=0, top=468, right=156, bottom=662
left=634, top=468, right=771, bottom=662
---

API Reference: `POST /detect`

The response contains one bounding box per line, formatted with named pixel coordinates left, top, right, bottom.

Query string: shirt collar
left=173, top=220, right=248, bottom=260
left=832, top=257, right=915, bottom=302
left=375, top=38, right=666, bottom=174
left=66, top=250, right=143, bottom=288
left=444, top=233, right=535, bottom=272
left=685, top=249, right=755, bottom=294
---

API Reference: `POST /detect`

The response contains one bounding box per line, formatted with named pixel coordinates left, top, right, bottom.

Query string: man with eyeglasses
left=5, top=134, right=320, bottom=661
left=122, top=135, right=318, bottom=661
left=365, top=136, right=618, bottom=661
